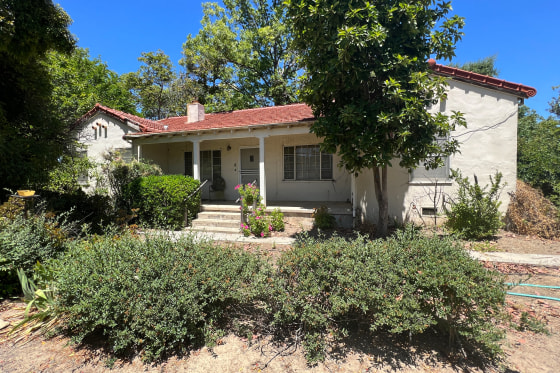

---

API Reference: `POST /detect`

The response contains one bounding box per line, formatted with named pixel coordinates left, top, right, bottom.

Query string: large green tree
left=182, top=0, right=299, bottom=112
left=286, top=0, right=465, bottom=236
left=47, top=47, right=137, bottom=126
left=0, top=0, right=75, bottom=193
left=517, top=105, right=560, bottom=203
left=450, top=55, right=499, bottom=77
left=124, top=50, right=196, bottom=119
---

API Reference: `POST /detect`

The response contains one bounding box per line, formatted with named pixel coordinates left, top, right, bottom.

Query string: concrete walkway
left=175, top=230, right=560, bottom=267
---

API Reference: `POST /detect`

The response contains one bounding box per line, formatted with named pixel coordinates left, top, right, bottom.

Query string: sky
left=57, top=0, right=559, bottom=118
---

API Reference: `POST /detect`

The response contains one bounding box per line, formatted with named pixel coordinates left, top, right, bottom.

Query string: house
left=74, top=60, right=536, bottom=227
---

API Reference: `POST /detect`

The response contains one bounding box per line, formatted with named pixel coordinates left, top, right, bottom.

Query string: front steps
left=190, top=204, right=241, bottom=234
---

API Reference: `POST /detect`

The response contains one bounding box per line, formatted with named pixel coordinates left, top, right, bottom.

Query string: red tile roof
left=156, top=103, right=314, bottom=132
left=428, top=59, right=537, bottom=98
left=73, top=103, right=165, bottom=132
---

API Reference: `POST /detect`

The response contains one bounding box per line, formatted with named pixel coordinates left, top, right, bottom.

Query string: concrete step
left=191, top=218, right=240, bottom=229
left=188, top=226, right=241, bottom=234
left=196, top=211, right=239, bottom=221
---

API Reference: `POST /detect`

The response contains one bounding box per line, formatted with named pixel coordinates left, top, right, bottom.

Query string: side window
left=410, top=138, right=450, bottom=182
left=184, top=151, right=193, bottom=177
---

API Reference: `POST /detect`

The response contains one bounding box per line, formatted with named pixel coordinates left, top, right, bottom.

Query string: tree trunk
left=373, top=165, right=389, bottom=237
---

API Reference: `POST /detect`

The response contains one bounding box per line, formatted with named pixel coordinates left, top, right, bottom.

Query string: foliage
left=272, top=228, right=505, bottom=363
left=39, top=190, right=114, bottom=234
left=55, top=232, right=271, bottom=362
left=236, top=184, right=284, bottom=237
left=11, top=262, right=60, bottom=335
left=517, top=105, right=560, bottom=203
left=0, top=209, right=75, bottom=297
left=444, top=170, right=504, bottom=240
left=182, top=0, right=299, bottom=112
left=123, top=175, right=200, bottom=229
left=450, top=55, right=499, bottom=77
left=102, top=152, right=162, bottom=208
left=285, top=0, right=466, bottom=236
left=123, top=50, right=195, bottom=119
left=47, top=47, right=137, bottom=127
left=270, top=208, right=285, bottom=232
left=505, top=180, right=560, bottom=239
left=312, top=205, right=336, bottom=230
left=550, top=85, right=560, bottom=118
left=43, top=151, right=96, bottom=194
left=0, top=0, right=75, bottom=193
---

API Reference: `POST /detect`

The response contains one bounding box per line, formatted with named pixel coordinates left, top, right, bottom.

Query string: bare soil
left=1, top=230, right=559, bottom=373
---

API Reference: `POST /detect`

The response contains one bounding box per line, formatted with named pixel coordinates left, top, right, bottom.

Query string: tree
left=0, top=0, right=75, bottom=194
left=517, top=105, right=560, bottom=203
left=286, top=0, right=465, bottom=236
left=550, top=85, right=560, bottom=118
left=124, top=50, right=196, bottom=119
left=450, top=55, right=499, bottom=77
left=47, top=47, right=137, bottom=126
left=182, top=0, right=299, bottom=112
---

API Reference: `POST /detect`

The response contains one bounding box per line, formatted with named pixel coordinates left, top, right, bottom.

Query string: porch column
left=136, top=144, right=142, bottom=161
left=351, top=172, right=357, bottom=219
left=258, top=136, right=266, bottom=205
left=192, top=140, right=200, bottom=181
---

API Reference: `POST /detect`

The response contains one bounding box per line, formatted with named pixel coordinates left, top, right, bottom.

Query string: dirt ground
left=1, top=230, right=559, bottom=373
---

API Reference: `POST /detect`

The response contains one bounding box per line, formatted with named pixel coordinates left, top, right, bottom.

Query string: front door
left=240, top=148, right=259, bottom=186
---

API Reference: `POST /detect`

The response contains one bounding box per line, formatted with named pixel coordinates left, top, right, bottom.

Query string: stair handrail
left=184, top=179, right=208, bottom=227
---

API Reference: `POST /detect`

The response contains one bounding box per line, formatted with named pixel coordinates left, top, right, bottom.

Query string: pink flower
left=235, top=184, right=240, bottom=190
left=260, top=232, right=264, bottom=237
left=256, top=216, right=260, bottom=220
left=268, top=225, right=273, bottom=231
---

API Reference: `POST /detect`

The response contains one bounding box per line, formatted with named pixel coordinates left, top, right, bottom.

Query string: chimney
left=187, top=101, right=205, bottom=123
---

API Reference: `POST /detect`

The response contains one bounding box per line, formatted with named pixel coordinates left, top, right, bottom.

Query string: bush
left=272, top=228, right=505, bottom=363
left=236, top=184, right=284, bottom=237
left=505, top=180, right=560, bottom=239
left=312, top=205, right=336, bottom=230
left=444, top=170, right=504, bottom=239
left=39, top=190, right=113, bottom=234
left=55, top=232, right=271, bottom=362
left=123, top=175, right=200, bottom=229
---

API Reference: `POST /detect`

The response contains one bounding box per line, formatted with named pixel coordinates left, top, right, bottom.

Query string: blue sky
left=57, top=0, right=559, bottom=118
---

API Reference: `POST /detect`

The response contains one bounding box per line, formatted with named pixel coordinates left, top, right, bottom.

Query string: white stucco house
left=73, top=60, right=536, bottom=226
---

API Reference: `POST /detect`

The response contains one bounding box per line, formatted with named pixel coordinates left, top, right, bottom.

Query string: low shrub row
left=55, top=232, right=271, bottom=361
left=38, top=228, right=506, bottom=364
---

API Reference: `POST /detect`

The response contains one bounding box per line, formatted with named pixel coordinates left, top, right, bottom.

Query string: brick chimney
left=187, top=101, right=205, bottom=123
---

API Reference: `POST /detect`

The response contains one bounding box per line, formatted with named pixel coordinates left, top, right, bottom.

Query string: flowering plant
left=236, top=183, right=284, bottom=237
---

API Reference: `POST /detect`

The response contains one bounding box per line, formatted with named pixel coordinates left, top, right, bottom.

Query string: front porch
left=189, top=200, right=354, bottom=236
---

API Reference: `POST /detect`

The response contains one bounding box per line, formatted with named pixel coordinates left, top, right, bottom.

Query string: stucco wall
left=140, top=133, right=351, bottom=202
left=77, top=113, right=133, bottom=163
left=355, top=79, right=520, bottom=225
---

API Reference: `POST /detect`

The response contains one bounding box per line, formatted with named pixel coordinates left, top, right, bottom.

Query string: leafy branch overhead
left=285, top=0, right=466, bottom=236
left=182, top=0, right=300, bottom=112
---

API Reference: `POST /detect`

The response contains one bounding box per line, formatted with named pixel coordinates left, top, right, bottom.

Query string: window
left=201, top=150, right=221, bottom=181
left=410, top=138, right=450, bottom=182
left=184, top=152, right=193, bottom=176
left=115, top=148, right=132, bottom=163
left=283, top=145, right=333, bottom=181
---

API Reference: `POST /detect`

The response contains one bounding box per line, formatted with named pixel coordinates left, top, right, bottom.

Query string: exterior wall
left=355, top=79, right=520, bottom=225
left=139, top=133, right=352, bottom=202
left=76, top=113, right=133, bottom=163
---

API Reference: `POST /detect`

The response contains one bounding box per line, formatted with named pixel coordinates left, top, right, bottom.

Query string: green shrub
left=312, top=205, right=336, bottom=230
left=103, top=153, right=162, bottom=208
left=0, top=210, right=75, bottom=297
left=55, top=232, right=271, bottom=362
left=123, top=175, right=200, bottom=229
left=270, top=208, right=285, bottom=232
left=0, top=211, right=75, bottom=276
left=444, top=170, right=504, bottom=239
left=272, top=228, right=505, bottom=363
left=236, top=184, right=284, bottom=237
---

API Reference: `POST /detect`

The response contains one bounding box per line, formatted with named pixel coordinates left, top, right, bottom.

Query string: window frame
left=283, top=144, right=333, bottom=181
left=409, top=137, right=451, bottom=184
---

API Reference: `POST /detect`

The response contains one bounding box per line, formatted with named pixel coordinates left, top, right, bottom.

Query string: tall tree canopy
left=450, top=55, right=499, bottom=77
left=182, top=0, right=300, bottom=112
left=47, top=47, right=137, bottom=126
left=550, top=86, right=560, bottom=118
left=286, top=0, right=465, bottom=236
left=0, top=0, right=75, bottom=193
left=124, top=50, right=196, bottom=119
